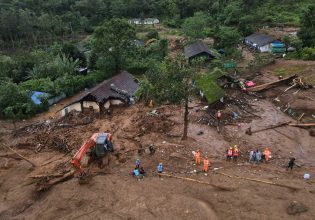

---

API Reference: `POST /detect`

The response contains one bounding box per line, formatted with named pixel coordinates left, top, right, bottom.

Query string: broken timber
left=215, top=172, right=299, bottom=191
left=246, top=122, right=291, bottom=135
left=247, top=75, right=297, bottom=92
left=158, top=173, right=232, bottom=191
left=289, top=123, right=315, bottom=128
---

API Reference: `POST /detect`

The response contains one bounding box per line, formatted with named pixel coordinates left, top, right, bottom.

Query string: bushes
left=291, top=47, right=315, bottom=60
left=146, top=30, right=160, bottom=40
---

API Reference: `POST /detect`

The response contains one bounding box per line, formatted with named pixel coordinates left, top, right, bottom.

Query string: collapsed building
left=59, top=71, right=138, bottom=116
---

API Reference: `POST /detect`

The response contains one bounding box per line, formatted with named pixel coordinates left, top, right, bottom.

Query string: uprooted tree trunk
left=0, top=144, right=37, bottom=167
left=182, top=97, right=189, bottom=140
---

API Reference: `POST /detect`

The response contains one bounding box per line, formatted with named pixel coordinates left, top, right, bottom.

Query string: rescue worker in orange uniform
left=227, top=147, right=233, bottom=161
left=203, top=156, right=209, bottom=172
left=233, top=145, right=239, bottom=162
left=264, top=147, right=270, bottom=162
left=194, top=149, right=201, bottom=165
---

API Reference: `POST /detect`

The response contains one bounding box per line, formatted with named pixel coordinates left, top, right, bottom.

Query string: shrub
left=146, top=30, right=159, bottom=40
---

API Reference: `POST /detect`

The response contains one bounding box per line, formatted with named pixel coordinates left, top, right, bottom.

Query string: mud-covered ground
left=0, top=61, right=315, bottom=220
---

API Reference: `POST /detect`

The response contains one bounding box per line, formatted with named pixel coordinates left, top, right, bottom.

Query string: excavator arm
left=71, top=133, right=99, bottom=174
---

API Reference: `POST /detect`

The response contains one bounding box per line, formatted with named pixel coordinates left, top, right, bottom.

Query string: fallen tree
left=158, top=173, right=232, bottom=191
left=0, top=143, right=37, bottom=167
left=246, top=122, right=291, bottom=135
left=247, top=75, right=297, bottom=92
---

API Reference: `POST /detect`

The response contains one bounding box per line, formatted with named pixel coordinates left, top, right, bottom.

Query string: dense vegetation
left=1, top=0, right=315, bottom=122
left=1, top=0, right=313, bottom=49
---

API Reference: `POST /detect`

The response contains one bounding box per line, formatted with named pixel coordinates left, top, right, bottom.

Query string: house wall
left=60, top=102, right=82, bottom=117
left=104, top=99, right=125, bottom=109
left=259, top=44, right=271, bottom=53
left=83, top=101, right=100, bottom=112
left=111, top=99, right=124, bottom=106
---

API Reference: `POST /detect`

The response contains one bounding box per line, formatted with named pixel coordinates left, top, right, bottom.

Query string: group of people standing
left=226, top=145, right=239, bottom=162
left=225, top=146, right=271, bottom=164
left=249, top=147, right=271, bottom=163
left=194, top=149, right=209, bottom=172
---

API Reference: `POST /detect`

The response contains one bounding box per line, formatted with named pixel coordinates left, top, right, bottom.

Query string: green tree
left=0, top=81, right=35, bottom=131
left=92, top=19, right=136, bottom=73
left=298, top=5, right=315, bottom=47
left=213, top=26, right=241, bottom=58
left=143, top=55, right=198, bottom=139
left=182, top=11, right=209, bottom=39
left=62, top=43, right=87, bottom=66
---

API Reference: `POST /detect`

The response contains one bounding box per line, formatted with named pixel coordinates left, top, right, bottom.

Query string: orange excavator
left=71, top=133, right=113, bottom=175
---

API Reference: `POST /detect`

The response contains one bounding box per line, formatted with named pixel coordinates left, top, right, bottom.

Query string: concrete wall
left=83, top=101, right=100, bottom=112
left=60, top=99, right=124, bottom=116
left=60, top=102, right=82, bottom=117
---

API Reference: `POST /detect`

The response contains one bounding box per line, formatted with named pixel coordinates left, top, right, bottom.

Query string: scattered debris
left=287, top=201, right=308, bottom=215
left=304, top=173, right=311, bottom=180
left=35, top=170, right=75, bottom=193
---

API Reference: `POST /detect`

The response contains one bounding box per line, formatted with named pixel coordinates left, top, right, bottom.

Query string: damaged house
left=184, top=41, right=217, bottom=62
left=59, top=71, right=138, bottom=116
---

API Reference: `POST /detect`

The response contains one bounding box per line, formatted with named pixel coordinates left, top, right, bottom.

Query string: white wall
left=83, top=101, right=100, bottom=112
left=259, top=44, right=271, bottom=53
left=60, top=102, right=82, bottom=117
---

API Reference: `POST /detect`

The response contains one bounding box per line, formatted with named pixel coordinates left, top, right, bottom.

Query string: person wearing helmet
left=233, top=145, right=239, bottom=162
left=203, top=156, right=209, bottom=172
left=194, top=149, right=201, bottom=165
left=264, top=147, right=270, bottom=162
left=227, top=147, right=233, bottom=161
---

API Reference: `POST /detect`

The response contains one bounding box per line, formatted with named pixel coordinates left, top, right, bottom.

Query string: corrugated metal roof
left=184, top=41, right=217, bottom=59
left=87, top=71, right=138, bottom=103
left=244, top=33, right=274, bottom=46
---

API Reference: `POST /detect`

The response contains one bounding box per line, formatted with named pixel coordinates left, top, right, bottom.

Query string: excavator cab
left=94, top=133, right=114, bottom=158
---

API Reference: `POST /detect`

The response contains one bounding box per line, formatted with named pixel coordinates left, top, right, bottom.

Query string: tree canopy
left=92, top=19, right=136, bottom=73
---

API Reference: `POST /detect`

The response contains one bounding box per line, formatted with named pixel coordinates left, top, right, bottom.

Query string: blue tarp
left=31, top=91, right=49, bottom=105
left=271, top=41, right=285, bottom=48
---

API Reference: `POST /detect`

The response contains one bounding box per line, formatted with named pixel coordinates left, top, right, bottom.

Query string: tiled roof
left=184, top=41, right=217, bottom=59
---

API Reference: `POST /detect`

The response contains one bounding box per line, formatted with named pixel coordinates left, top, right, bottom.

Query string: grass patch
left=274, top=64, right=307, bottom=77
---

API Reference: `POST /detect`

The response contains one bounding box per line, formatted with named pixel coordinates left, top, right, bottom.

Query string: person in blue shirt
left=135, top=159, right=140, bottom=169
left=132, top=168, right=139, bottom=177
left=157, top=163, right=163, bottom=173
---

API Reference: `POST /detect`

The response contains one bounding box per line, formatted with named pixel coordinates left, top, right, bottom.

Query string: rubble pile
left=132, top=113, right=175, bottom=133
left=34, top=133, right=71, bottom=153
